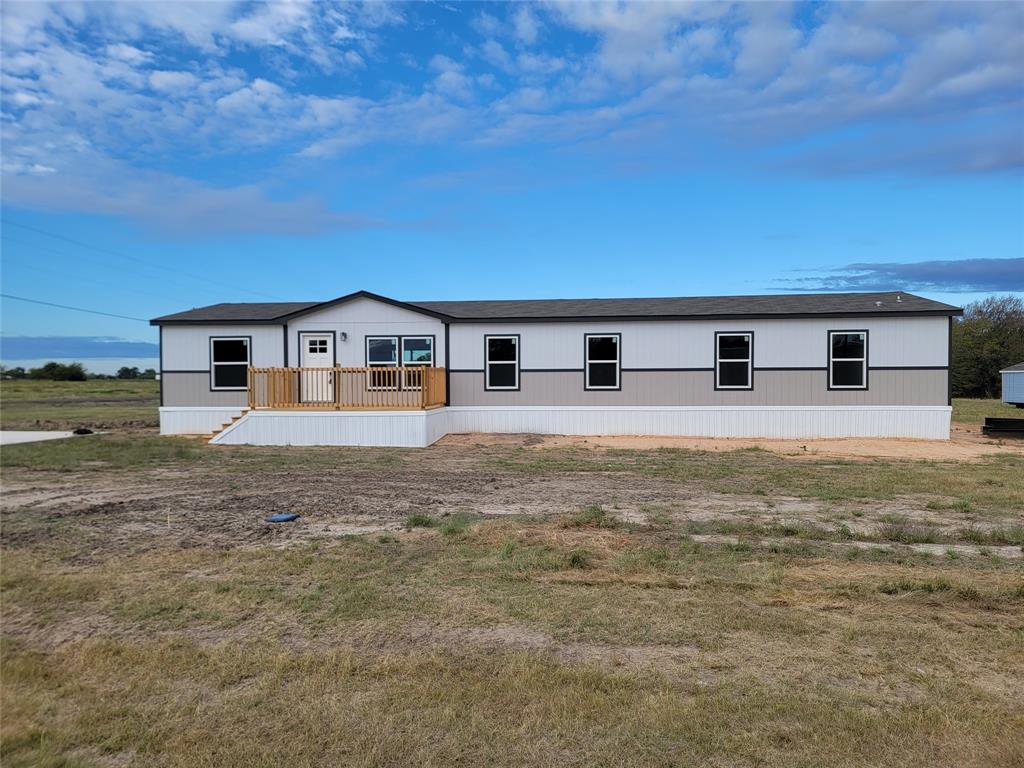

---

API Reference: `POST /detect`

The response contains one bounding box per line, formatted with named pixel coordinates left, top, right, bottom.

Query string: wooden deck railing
left=248, top=367, right=447, bottom=410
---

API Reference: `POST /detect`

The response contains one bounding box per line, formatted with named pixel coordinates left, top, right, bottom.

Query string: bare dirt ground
left=443, top=422, right=1024, bottom=462
left=2, top=427, right=1020, bottom=563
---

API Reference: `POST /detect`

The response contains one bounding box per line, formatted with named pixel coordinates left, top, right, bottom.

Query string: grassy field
left=952, top=397, right=1021, bottom=425
left=0, top=379, right=159, bottom=430
left=1, top=389, right=1023, bottom=766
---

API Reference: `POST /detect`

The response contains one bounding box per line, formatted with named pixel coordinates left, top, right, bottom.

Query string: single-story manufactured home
left=151, top=290, right=962, bottom=446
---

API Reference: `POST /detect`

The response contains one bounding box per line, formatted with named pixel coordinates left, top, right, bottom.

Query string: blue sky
left=1, top=0, right=1022, bottom=368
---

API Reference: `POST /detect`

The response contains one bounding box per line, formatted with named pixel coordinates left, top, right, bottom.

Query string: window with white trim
left=210, top=337, right=250, bottom=390
left=366, top=336, right=399, bottom=389
left=485, top=335, right=519, bottom=390
left=401, top=336, right=434, bottom=366
left=401, top=336, right=433, bottom=389
left=716, top=333, right=752, bottom=389
left=585, top=334, right=620, bottom=390
left=829, top=331, right=867, bottom=389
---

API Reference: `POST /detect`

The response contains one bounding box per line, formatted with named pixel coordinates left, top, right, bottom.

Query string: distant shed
left=1001, top=362, right=1024, bottom=407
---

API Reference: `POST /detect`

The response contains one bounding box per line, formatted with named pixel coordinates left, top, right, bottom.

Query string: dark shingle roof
left=1001, top=362, right=1024, bottom=373
left=151, top=302, right=319, bottom=323
left=410, top=292, right=960, bottom=320
left=151, top=291, right=962, bottom=324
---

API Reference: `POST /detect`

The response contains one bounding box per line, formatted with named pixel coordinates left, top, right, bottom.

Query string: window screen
left=716, top=333, right=752, bottom=389
left=485, top=336, right=519, bottom=390
left=585, top=334, right=620, bottom=390
left=210, top=337, right=250, bottom=390
left=829, top=331, right=867, bottom=389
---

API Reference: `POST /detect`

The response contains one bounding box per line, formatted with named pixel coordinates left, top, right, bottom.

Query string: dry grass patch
left=3, top=427, right=1024, bottom=767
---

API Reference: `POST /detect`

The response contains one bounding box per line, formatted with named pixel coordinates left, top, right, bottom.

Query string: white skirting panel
left=200, top=405, right=951, bottom=446
left=159, top=407, right=246, bottom=435
left=210, top=410, right=445, bottom=447
left=442, top=406, right=952, bottom=441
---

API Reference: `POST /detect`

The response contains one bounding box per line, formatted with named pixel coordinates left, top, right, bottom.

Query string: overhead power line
left=1, top=218, right=283, bottom=301
left=0, top=293, right=149, bottom=322
left=2, top=234, right=216, bottom=304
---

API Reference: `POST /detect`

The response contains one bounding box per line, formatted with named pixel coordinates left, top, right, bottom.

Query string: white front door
left=300, top=333, right=335, bottom=403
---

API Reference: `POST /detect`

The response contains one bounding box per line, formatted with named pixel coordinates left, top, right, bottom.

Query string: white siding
left=162, top=324, right=283, bottom=370
left=207, top=405, right=952, bottom=444
left=1002, top=371, right=1024, bottom=405
left=448, top=316, right=949, bottom=370
left=287, top=297, right=446, bottom=367
left=211, top=409, right=441, bottom=447
left=442, top=406, right=951, bottom=440
left=159, top=406, right=246, bottom=435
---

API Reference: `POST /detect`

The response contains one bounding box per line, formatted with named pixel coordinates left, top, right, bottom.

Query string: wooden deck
left=248, top=367, right=446, bottom=411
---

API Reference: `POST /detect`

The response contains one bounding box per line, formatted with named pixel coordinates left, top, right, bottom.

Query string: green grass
left=0, top=379, right=159, bottom=430
left=952, top=397, right=1021, bottom=425
left=494, top=448, right=1024, bottom=516
left=1, top=435, right=202, bottom=471
left=2, top=523, right=1022, bottom=767
left=561, top=505, right=621, bottom=529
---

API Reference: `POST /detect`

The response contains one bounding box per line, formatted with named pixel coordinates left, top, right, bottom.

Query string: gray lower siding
left=162, top=372, right=248, bottom=407
left=164, top=368, right=948, bottom=408
left=450, top=369, right=948, bottom=406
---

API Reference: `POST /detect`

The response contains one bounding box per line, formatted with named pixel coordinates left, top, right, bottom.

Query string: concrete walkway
left=0, top=431, right=76, bottom=446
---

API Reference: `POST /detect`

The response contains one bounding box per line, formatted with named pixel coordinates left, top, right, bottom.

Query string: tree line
left=951, top=295, right=1024, bottom=398
left=0, top=362, right=158, bottom=381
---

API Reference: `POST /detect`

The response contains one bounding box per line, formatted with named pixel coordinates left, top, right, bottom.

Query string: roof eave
left=437, top=308, right=965, bottom=322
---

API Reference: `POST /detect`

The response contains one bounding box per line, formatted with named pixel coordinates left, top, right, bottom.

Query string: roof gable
left=150, top=291, right=453, bottom=325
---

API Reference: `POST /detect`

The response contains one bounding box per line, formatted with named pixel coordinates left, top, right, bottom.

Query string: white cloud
left=471, top=12, right=502, bottom=37
left=148, top=70, right=198, bottom=92
left=429, top=54, right=461, bottom=74
left=1, top=148, right=379, bottom=235
left=480, top=39, right=513, bottom=71
left=0, top=0, right=1020, bottom=239
left=105, top=43, right=152, bottom=65
left=215, top=78, right=287, bottom=113
left=513, top=7, right=540, bottom=45
left=732, top=6, right=802, bottom=84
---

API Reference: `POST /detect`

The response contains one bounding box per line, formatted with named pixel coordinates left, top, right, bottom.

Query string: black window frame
left=484, top=334, right=520, bottom=391
left=714, top=331, right=754, bottom=391
left=827, top=329, right=869, bottom=391
left=209, top=335, right=251, bottom=392
left=584, top=333, right=621, bottom=391
left=400, top=335, right=435, bottom=390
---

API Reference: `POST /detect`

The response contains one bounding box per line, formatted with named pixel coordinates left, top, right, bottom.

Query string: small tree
left=117, top=366, right=141, bottom=379
left=0, top=365, right=27, bottom=379
left=27, top=362, right=88, bottom=381
left=140, top=368, right=158, bottom=379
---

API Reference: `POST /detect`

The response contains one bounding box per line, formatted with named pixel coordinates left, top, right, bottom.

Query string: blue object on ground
left=266, top=513, right=300, bottom=523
